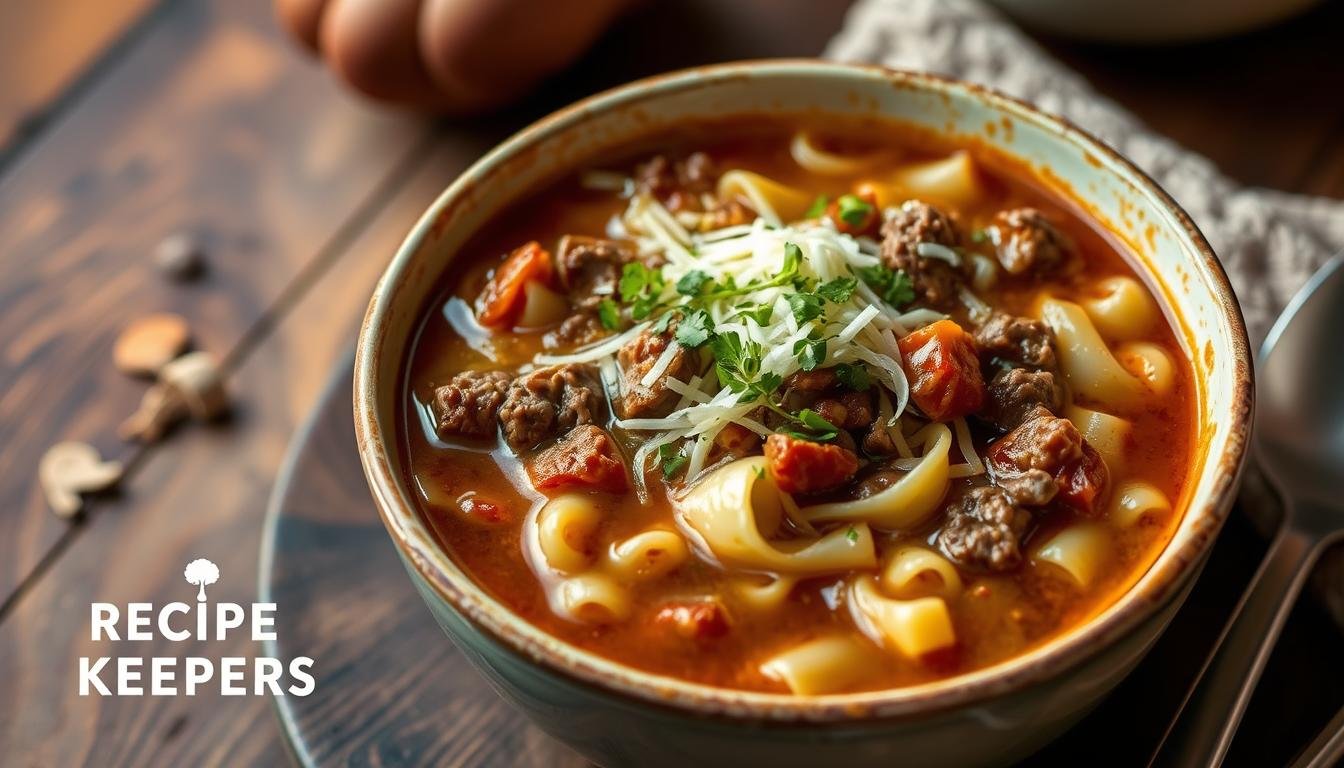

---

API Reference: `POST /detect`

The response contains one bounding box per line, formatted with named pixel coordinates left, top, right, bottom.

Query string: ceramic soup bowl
left=354, top=61, right=1252, bottom=768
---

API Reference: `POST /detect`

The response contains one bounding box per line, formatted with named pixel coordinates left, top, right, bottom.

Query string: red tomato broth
left=398, top=117, right=1196, bottom=693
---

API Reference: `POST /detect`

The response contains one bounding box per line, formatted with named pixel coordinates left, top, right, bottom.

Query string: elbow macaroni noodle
left=760, top=635, right=885, bottom=695
left=849, top=577, right=957, bottom=661
left=1041, top=297, right=1147, bottom=409
left=1108, top=481, right=1172, bottom=527
left=1033, top=524, right=1111, bottom=587
left=802, top=423, right=952, bottom=530
left=675, top=457, right=877, bottom=575
left=1079, top=276, right=1159, bottom=341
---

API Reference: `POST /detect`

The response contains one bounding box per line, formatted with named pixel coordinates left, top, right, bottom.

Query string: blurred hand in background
left=276, top=0, right=634, bottom=113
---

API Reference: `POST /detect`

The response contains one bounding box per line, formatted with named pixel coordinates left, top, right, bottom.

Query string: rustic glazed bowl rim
left=354, top=60, right=1253, bottom=722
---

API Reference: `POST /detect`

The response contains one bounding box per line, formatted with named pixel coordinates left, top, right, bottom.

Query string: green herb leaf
left=782, top=242, right=803, bottom=275
left=835, top=363, right=871, bottom=392
left=816, top=276, right=857, bottom=304
left=797, top=408, right=838, bottom=437
left=676, top=270, right=713, bottom=296
left=805, top=195, right=829, bottom=219
left=711, top=334, right=760, bottom=393
left=856, top=264, right=916, bottom=308
left=836, top=194, right=874, bottom=227
left=793, top=337, right=827, bottom=371
left=675, top=308, right=715, bottom=348
left=787, top=292, right=825, bottom=324
left=597, top=299, right=621, bottom=331
left=845, top=525, right=859, bottom=543
left=618, top=262, right=654, bottom=302
left=733, top=303, right=774, bottom=325
left=970, top=228, right=989, bottom=244
left=619, top=262, right=666, bottom=320
left=652, top=311, right=676, bottom=334
left=658, top=443, right=688, bottom=477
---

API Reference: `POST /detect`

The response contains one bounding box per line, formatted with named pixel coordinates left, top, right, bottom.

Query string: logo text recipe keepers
left=79, top=558, right=315, bottom=696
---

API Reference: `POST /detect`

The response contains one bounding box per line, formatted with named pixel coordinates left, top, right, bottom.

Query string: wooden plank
left=0, top=0, right=424, bottom=605
left=0, top=0, right=159, bottom=153
left=0, top=134, right=485, bottom=766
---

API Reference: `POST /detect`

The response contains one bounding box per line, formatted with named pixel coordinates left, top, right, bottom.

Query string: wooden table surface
left=1, top=0, right=1342, bottom=765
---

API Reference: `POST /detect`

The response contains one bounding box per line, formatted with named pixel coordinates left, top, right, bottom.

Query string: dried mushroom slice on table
left=38, top=441, right=124, bottom=518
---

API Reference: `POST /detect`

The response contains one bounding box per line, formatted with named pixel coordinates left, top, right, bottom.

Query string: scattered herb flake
left=793, top=337, right=827, bottom=371
left=845, top=525, right=859, bottom=543
left=856, top=264, right=916, bottom=308
left=836, top=194, right=874, bottom=227
left=676, top=269, right=713, bottom=296
left=970, top=228, right=989, bottom=244
left=597, top=299, right=621, bottom=331
left=805, top=195, right=829, bottom=219
left=658, top=443, right=688, bottom=477
left=734, top=303, right=774, bottom=325
left=782, top=242, right=803, bottom=274
left=786, top=292, right=824, bottom=324
left=652, top=311, right=676, bottom=334
left=816, top=276, right=857, bottom=304
left=674, top=308, right=715, bottom=348
left=835, top=363, right=871, bottom=392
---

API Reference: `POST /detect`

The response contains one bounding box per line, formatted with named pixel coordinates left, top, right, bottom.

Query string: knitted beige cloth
left=826, top=0, right=1344, bottom=620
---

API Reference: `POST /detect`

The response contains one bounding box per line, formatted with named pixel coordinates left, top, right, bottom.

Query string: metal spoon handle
left=1290, top=703, right=1344, bottom=768
left=1153, top=523, right=1320, bottom=767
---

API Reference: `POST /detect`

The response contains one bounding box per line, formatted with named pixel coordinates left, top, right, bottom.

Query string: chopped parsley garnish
left=805, top=195, right=829, bottom=219
left=782, top=408, right=839, bottom=442
left=970, top=228, right=989, bottom=244
left=674, top=308, right=715, bottom=348
left=845, top=525, right=860, bottom=543
left=787, top=292, right=825, bottom=324
left=733, top=303, right=774, bottom=325
left=711, top=334, right=769, bottom=394
left=816, top=276, right=857, bottom=304
left=597, top=299, right=621, bottom=331
left=658, top=443, right=688, bottom=477
left=836, top=194, right=874, bottom=227
left=834, top=362, right=871, bottom=391
left=676, top=269, right=713, bottom=296
left=619, top=262, right=666, bottom=320
left=856, top=263, right=916, bottom=308
left=793, top=336, right=827, bottom=372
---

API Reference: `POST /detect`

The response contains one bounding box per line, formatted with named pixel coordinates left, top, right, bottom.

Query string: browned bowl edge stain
left=351, top=60, right=1255, bottom=724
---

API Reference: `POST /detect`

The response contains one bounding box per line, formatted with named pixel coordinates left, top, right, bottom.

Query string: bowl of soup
left=354, top=60, right=1251, bottom=767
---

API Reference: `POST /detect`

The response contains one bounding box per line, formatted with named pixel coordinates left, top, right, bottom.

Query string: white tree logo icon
left=183, top=558, right=219, bottom=601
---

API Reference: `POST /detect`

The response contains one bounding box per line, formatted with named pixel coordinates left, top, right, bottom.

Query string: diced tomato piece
left=1056, top=441, right=1109, bottom=516
left=654, top=599, right=730, bottom=642
left=476, top=241, right=554, bottom=327
left=764, top=433, right=859, bottom=495
left=897, top=319, right=986, bottom=421
left=455, top=493, right=511, bottom=525
left=528, top=425, right=629, bottom=494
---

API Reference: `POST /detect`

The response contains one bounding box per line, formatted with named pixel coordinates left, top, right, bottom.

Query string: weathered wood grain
left=0, top=0, right=159, bottom=154
left=0, top=132, right=487, bottom=768
left=0, top=0, right=424, bottom=606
